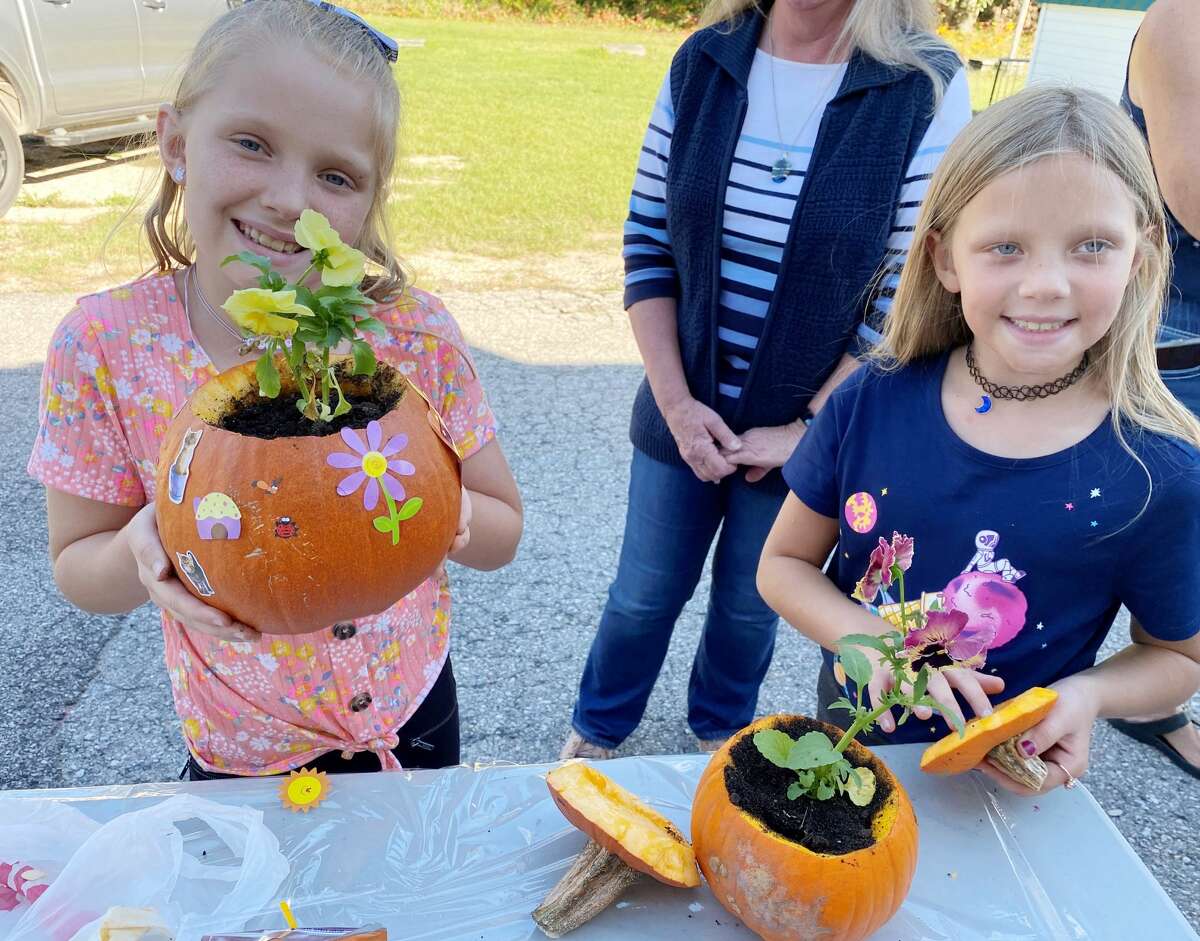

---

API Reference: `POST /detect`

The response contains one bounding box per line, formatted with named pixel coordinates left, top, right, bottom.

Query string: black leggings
left=182, top=657, right=460, bottom=781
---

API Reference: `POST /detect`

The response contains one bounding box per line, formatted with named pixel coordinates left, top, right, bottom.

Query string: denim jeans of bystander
left=570, top=448, right=785, bottom=749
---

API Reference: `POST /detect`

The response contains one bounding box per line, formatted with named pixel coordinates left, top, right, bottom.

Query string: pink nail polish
left=1020, top=739, right=1037, bottom=756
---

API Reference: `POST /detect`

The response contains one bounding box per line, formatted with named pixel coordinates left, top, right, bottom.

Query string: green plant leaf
left=255, top=353, right=280, bottom=398
left=844, top=766, right=877, bottom=807
left=837, top=633, right=891, bottom=654
left=348, top=340, right=374, bottom=376
left=896, top=707, right=911, bottom=726
left=796, top=769, right=815, bottom=789
left=827, top=697, right=855, bottom=714
left=396, top=497, right=424, bottom=521
left=295, top=284, right=322, bottom=315
left=752, top=729, right=796, bottom=768
left=838, top=646, right=874, bottom=689
left=356, top=315, right=387, bottom=338
left=928, top=700, right=966, bottom=737
left=912, top=665, right=929, bottom=703
left=785, top=731, right=840, bottom=770
left=786, top=782, right=803, bottom=801
left=221, top=251, right=272, bottom=276
left=815, top=779, right=836, bottom=801
left=373, top=516, right=394, bottom=534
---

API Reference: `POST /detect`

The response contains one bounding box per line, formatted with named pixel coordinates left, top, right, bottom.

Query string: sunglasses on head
left=241, top=0, right=399, bottom=63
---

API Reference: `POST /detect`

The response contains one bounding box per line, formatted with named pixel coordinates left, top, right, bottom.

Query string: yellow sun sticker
left=279, top=767, right=330, bottom=813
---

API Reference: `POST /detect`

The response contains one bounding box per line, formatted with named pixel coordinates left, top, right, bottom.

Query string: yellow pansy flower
left=293, top=208, right=366, bottom=287
left=222, top=289, right=312, bottom=337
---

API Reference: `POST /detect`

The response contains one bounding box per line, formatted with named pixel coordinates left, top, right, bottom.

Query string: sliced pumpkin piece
left=921, top=687, right=1058, bottom=788
left=532, top=761, right=699, bottom=937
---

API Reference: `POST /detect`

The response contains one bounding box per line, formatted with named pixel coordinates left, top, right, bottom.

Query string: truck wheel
left=0, top=107, right=24, bottom=218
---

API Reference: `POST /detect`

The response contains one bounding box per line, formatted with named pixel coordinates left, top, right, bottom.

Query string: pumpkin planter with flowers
left=692, top=533, right=1042, bottom=941
left=155, top=210, right=461, bottom=636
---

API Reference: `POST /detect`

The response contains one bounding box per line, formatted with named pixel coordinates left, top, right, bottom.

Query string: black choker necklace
left=965, top=343, right=1089, bottom=414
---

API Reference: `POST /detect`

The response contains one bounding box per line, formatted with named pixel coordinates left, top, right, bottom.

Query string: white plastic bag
left=0, top=799, right=101, bottom=938
left=4, top=794, right=289, bottom=941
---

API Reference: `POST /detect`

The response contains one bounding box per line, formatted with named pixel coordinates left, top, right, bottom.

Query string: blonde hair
left=878, top=84, right=1200, bottom=457
left=143, top=0, right=407, bottom=301
left=699, top=0, right=953, bottom=102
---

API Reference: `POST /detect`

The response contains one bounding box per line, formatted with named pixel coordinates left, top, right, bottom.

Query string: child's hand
left=450, top=486, right=472, bottom=557
left=124, top=504, right=258, bottom=643
left=867, top=654, right=1004, bottom=735
left=433, top=487, right=473, bottom=581
left=979, top=675, right=1099, bottom=795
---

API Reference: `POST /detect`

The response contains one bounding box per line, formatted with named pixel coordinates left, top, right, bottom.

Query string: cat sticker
left=175, top=550, right=215, bottom=597
left=168, top=428, right=203, bottom=505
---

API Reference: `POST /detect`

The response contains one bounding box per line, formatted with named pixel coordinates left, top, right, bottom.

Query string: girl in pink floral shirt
left=27, top=1, right=523, bottom=779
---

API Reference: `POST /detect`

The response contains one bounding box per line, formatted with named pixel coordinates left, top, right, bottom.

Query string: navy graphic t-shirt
left=782, top=352, right=1200, bottom=744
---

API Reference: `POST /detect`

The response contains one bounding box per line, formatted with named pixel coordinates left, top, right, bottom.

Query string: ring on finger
left=1047, top=759, right=1080, bottom=790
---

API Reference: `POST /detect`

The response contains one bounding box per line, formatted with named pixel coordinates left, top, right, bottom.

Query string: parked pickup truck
left=0, top=0, right=234, bottom=216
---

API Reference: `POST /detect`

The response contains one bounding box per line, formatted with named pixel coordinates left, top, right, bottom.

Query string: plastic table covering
left=0, top=744, right=1195, bottom=941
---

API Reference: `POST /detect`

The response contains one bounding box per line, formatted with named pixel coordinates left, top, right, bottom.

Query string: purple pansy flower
left=851, top=537, right=896, bottom=604
left=903, top=608, right=991, bottom=672
left=326, top=419, right=416, bottom=510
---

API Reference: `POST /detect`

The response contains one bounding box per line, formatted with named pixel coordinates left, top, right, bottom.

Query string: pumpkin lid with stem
left=920, top=686, right=1057, bottom=776
left=545, top=761, right=699, bottom=888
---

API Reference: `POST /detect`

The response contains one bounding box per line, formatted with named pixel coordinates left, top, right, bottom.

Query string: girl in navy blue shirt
left=758, top=85, right=1200, bottom=795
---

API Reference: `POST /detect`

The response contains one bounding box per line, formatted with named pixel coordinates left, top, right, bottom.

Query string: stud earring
left=172, top=166, right=185, bottom=184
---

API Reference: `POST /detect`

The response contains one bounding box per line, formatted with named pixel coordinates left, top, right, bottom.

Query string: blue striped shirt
left=624, top=54, right=972, bottom=404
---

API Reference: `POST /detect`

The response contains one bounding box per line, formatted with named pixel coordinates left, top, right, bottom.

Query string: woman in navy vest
left=1110, top=0, right=1200, bottom=780
left=561, top=0, right=971, bottom=760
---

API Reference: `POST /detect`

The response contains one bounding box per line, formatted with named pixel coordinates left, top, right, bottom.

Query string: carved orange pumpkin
left=155, top=360, right=461, bottom=635
left=691, top=715, right=919, bottom=941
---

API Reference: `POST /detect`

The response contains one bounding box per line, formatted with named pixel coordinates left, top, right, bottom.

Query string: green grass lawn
left=385, top=16, right=683, bottom=257
left=0, top=16, right=1023, bottom=293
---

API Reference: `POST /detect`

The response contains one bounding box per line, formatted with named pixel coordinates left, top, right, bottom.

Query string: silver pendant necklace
left=765, top=18, right=841, bottom=184
left=184, top=265, right=268, bottom=357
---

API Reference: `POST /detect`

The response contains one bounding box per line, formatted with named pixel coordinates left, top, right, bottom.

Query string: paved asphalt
left=0, top=287, right=1196, bottom=931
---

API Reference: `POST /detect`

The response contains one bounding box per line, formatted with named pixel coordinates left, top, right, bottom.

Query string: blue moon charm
left=975, top=395, right=992, bottom=414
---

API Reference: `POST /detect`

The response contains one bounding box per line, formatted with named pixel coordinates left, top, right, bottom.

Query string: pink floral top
left=27, top=273, right=497, bottom=775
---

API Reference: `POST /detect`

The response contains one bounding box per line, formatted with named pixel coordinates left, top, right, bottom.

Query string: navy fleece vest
left=629, top=10, right=958, bottom=490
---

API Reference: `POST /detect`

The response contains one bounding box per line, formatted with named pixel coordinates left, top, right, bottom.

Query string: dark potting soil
left=724, top=716, right=894, bottom=855
left=218, top=368, right=404, bottom=440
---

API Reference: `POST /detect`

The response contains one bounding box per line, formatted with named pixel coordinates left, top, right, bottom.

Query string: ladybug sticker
left=274, top=516, right=299, bottom=539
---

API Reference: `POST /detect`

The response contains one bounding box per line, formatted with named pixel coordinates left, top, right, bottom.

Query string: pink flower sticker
left=327, top=420, right=416, bottom=511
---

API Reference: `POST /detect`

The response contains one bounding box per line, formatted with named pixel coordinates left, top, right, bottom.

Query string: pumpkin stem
left=987, top=735, right=1049, bottom=790
left=532, top=838, right=641, bottom=938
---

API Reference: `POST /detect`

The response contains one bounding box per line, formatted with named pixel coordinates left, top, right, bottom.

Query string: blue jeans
left=571, top=449, right=785, bottom=747
left=1160, top=298, right=1200, bottom=416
